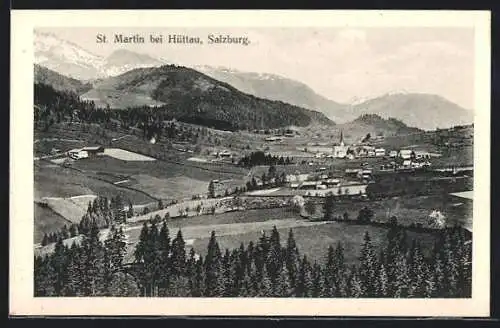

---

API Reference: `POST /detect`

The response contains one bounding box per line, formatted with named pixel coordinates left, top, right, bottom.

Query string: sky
left=40, top=27, right=475, bottom=109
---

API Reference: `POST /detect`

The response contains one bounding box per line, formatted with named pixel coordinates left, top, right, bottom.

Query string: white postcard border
left=10, top=10, right=491, bottom=317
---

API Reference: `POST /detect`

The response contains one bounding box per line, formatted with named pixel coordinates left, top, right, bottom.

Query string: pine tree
left=359, top=232, right=378, bottom=297
left=333, top=242, right=347, bottom=296
left=255, top=231, right=270, bottom=277
left=69, top=224, right=78, bottom=237
left=171, top=229, right=186, bottom=277
left=311, top=262, right=323, bottom=297
left=377, top=262, right=389, bottom=297
left=441, top=230, right=459, bottom=297
left=133, top=222, right=149, bottom=295
left=266, top=226, right=283, bottom=282
left=34, top=255, right=56, bottom=296
left=190, top=257, right=204, bottom=297
left=41, top=233, right=49, bottom=246
left=158, top=220, right=171, bottom=293
left=80, top=219, right=106, bottom=296
left=275, top=265, right=293, bottom=297
left=323, top=194, right=334, bottom=220
left=108, top=272, right=141, bottom=296
left=407, top=240, right=427, bottom=298
left=204, top=231, right=223, bottom=297
left=65, top=243, right=82, bottom=296
left=322, top=245, right=335, bottom=297
left=104, top=225, right=127, bottom=273
left=296, top=255, right=313, bottom=297
left=348, top=267, right=363, bottom=297
left=285, top=229, right=299, bottom=292
left=51, top=238, right=70, bottom=295
left=258, top=265, right=273, bottom=297
left=244, top=259, right=258, bottom=297
left=392, top=252, right=410, bottom=298
left=127, top=201, right=134, bottom=218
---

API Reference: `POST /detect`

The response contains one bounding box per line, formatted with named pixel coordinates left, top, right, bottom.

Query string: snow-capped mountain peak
left=34, top=31, right=166, bottom=80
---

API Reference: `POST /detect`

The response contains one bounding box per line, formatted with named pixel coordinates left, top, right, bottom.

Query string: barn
left=81, top=146, right=105, bottom=158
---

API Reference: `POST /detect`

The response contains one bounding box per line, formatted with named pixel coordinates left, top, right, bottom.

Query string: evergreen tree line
left=238, top=151, right=293, bottom=168
left=35, top=83, right=225, bottom=146
left=40, top=195, right=130, bottom=247
left=35, top=220, right=138, bottom=296
left=35, top=218, right=471, bottom=298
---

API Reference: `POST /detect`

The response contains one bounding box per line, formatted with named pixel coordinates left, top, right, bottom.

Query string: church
left=333, top=130, right=349, bottom=158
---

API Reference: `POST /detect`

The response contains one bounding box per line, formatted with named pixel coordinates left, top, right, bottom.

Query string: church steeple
left=340, top=129, right=345, bottom=147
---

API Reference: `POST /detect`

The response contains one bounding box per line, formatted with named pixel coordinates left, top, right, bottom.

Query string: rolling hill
left=337, top=113, right=421, bottom=142
left=347, top=93, right=473, bottom=131
left=75, top=64, right=335, bottom=130
left=34, top=64, right=92, bottom=95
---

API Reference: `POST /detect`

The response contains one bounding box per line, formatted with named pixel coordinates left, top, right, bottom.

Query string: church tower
left=340, top=129, right=345, bottom=147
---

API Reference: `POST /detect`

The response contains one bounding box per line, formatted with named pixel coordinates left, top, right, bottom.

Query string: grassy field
left=34, top=197, right=445, bottom=266
left=39, top=195, right=97, bottom=224
left=34, top=202, right=73, bottom=243
left=35, top=161, right=156, bottom=204
left=69, top=154, right=247, bottom=201
left=192, top=221, right=439, bottom=265
left=306, top=194, right=472, bottom=228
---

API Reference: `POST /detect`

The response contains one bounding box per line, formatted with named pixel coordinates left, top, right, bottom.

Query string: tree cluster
left=238, top=151, right=293, bottom=168
left=35, top=220, right=137, bottom=296
left=35, top=218, right=471, bottom=298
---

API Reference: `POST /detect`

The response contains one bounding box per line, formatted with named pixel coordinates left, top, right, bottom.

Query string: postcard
left=10, top=9, right=491, bottom=316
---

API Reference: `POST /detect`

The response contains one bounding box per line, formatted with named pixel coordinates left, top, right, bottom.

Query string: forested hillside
left=80, top=65, right=335, bottom=130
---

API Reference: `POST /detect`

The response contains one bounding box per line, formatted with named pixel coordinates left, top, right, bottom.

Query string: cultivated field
left=130, top=175, right=209, bottom=200
left=38, top=195, right=97, bottom=223
left=103, top=148, right=157, bottom=161
left=35, top=161, right=155, bottom=204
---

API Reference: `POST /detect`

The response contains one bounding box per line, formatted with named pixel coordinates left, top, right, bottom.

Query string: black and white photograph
left=10, top=10, right=491, bottom=316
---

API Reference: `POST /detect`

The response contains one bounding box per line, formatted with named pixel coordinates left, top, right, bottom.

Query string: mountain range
left=196, top=66, right=473, bottom=130
left=35, top=31, right=165, bottom=80
left=34, top=31, right=474, bottom=130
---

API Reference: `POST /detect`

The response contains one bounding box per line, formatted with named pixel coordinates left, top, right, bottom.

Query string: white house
left=398, top=150, right=414, bottom=160
left=415, top=150, right=431, bottom=159
left=402, top=160, right=412, bottom=168
left=286, top=173, right=310, bottom=183
left=389, top=150, right=398, bottom=158
left=375, top=148, right=386, bottom=157
left=67, top=149, right=88, bottom=160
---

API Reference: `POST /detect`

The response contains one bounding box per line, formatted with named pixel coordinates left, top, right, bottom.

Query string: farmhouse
left=398, top=150, right=415, bottom=160
left=265, top=136, right=283, bottom=142
left=355, top=145, right=375, bottom=158
left=67, top=148, right=88, bottom=160
left=298, top=181, right=321, bottom=190
left=389, top=150, right=398, bottom=158
left=81, top=146, right=105, bottom=157
left=323, top=178, right=341, bottom=187
left=375, top=148, right=386, bottom=157
left=401, top=160, right=412, bottom=168
left=219, top=150, right=232, bottom=158
left=414, top=150, right=431, bottom=159
left=286, top=173, right=310, bottom=183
